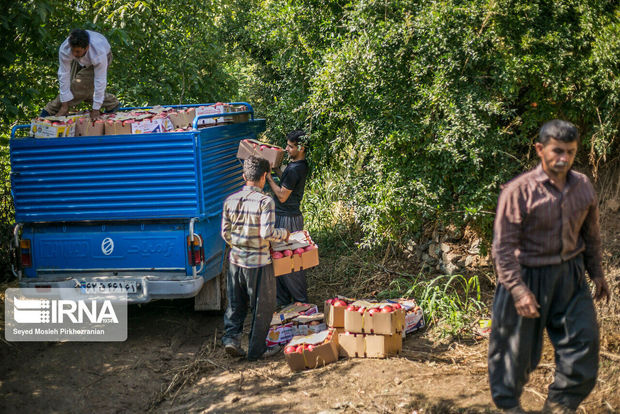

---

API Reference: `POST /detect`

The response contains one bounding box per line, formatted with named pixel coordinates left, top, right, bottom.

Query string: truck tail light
left=20, top=239, right=32, bottom=267
left=187, top=235, right=204, bottom=266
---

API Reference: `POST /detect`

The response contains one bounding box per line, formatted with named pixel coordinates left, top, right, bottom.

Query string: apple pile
left=243, top=139, right=284, bottom=152
left=283, top=330, right=334, bottom=354
left=325, top=297, right=349, bottom=308
left=344, top=302, right=402, bottom=315
left=271, top=244, right=316, bottom=259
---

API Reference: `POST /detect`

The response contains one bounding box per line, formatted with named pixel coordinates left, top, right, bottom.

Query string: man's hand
left=56, top=102, right=69, bottom=117
left=514, top=291, right=540, bottom=318
left=90, top=109, right=101, bottom=120
left=592, top=277, right=611, bottom=303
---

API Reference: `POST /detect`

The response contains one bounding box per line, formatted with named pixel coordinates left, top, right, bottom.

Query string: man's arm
left=580, top=192, right=611, bottom=302
left=220, top=202, right=233, bottom=246
left=259, top=197, right=289, bottom=242
left=266, top=173, right=293, bottom=203
left=91, top=57, right=108, bottom=114
left=492, top=187, right=540, bottom=317
left=56, top=43, right=74, bottom=116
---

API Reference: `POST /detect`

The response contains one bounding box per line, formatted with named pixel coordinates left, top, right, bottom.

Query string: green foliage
left=0, top=0, right=239, bottom=133
left=226, top=0, right=619, bottom=247
left=379, top=273, right=485, bottom=338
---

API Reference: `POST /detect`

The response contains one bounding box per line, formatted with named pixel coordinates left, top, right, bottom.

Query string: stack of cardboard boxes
left=29, top=103, right=249, bottom=138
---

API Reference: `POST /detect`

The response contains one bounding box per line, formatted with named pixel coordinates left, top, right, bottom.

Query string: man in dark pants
left=266, top=129, right=310, bottom=307
left=221, top=156, right=290, bottom=361
left=489, top=120, right=611, bottom=414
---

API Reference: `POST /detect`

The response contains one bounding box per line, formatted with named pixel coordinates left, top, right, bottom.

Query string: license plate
left=81, top=280, right=139, bottom=294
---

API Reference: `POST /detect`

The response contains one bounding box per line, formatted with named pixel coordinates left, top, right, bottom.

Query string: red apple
left=272, top=251, right=284, bottom=259
left=260, top=145, right=269, bottom=150
left=346, top=305, right=358, bottom=312
left=304, top=245, right=316, bottom=251
left=306, top=344, right=315, bottom=352
left=368, top=308, right=380, bottom=316
left=358, top=307, right=367, bottom=314
left=333, top=300, right=347, bottom=307
left=391, top=303, right=402, bottom=310
left=381, top=305, right=393, bottom=313
left=284, top=346, right=296, bottom=354
left=295, top=345, right=304, bottom=353
left=325, top=298, right=334, bottom=305
left=294, top=247, right=305, bottom=256
left=283, top=249, right=293, bottom=257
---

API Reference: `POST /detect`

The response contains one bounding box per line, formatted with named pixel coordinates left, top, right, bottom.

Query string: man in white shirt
left=42, top=29, right=119, bottom=120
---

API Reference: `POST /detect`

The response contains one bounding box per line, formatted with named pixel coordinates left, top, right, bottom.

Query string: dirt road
left=1, top=295, right=617, bottom=414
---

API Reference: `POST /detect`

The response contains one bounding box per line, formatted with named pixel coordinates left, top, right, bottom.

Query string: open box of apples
left=342, top=301, right=406, bottom=335
left=237, top=138, right=285, bottom=169
left=283, top=328, right=339, bottom=371
left=393, top=299, right=425, bottom=337
left=270, top=231, right=319, bottom=277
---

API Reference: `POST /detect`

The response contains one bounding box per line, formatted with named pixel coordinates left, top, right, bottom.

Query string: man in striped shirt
left=489, top=120, right=611, bottom=414
left=221, top=156, right=289, bottom=361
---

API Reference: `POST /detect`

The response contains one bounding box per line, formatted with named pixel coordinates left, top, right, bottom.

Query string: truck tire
left=194, top=248, right=229, bottom=312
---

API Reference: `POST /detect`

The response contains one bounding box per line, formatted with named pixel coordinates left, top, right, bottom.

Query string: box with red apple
left=324, top=296, right=355, bottom=328
left=343, top=301, right=406, bottom=335
left=270, top=231, right=319, bottom=277
left=283, top=328, right=339, bottom=372
left=30, top=114, right=84, bottom=138
left=266, top=302, right=318, bottom=347
left=337, top=331, right=402, bottom=358
left=237, top=139, right=285, bottom=169
left=393, top=299, right=425, bottom=337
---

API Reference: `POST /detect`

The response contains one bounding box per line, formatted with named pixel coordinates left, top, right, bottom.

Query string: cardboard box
left=324, top=297, right=355, bottom=328
left=131, top=117, right=173, bottom=134
left=397, top=300, right=425, bottom=336
left=168, top=111, right=189, bottom=129
left=104, top=118, right=133, bottom=135
left=30, top=119, right=76, bottom=138
left=237, top=139, right=285, bottom=169
left=284, top=329, right=339, bottom=371
left=338, top=331, right=402, bottom=358
left=195, top=103, right=233, bottom=125
left=75, top=117, right=105, bottom=136
left=272, top=245, right=319, bottom=276
left=343, top=301, right=405, bottom=335
left=266, top=303, right=318, bottom=346
left=292, top=313, right=326, bottom=336
left=232, top=105, right=250, bottom=123
left=266, top=322, right=295, bottom=347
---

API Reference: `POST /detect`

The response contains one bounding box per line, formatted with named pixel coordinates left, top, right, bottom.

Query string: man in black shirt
left=266, top=130, right=310, bottom=306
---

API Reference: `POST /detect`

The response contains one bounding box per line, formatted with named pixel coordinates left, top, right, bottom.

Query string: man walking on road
left=221, top=156, right=290, bottom=361
left=42, top=29, right=119, bottom=119
left=266, top=129, right=310, bottom=307
left=489, top=119, right=611, bottom=414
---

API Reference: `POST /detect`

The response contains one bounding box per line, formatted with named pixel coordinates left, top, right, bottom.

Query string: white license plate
left=81, top=280, right=139, bottom=294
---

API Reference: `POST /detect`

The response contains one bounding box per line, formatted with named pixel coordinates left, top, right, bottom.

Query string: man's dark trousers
left=488, top=255, right=599, bottom=410
left=223, top=263, right=276, bottom=360
left=275, top=214, right=308, bottom=306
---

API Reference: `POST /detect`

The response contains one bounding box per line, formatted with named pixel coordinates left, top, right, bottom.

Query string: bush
left=227, top=0, right=619, bottom=247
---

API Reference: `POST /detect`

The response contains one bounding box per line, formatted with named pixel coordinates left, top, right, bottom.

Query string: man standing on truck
left=266, top=129, right=310, bottom=307
left=221, top=156, right=290, bottom=361
left=41, top=29, right=120, bottom=120
left=489, top=119, right=611, bottom=414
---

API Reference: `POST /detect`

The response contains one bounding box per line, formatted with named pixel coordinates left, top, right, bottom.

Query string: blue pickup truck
left=9, top=103, right=264, bottom=309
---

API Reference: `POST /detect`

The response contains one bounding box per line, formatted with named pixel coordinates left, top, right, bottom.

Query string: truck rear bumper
left=18, top=276, right=205, bottom=304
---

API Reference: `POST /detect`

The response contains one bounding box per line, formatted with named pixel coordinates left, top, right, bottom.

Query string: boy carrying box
left=221, top=156, right=290, bottom=361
